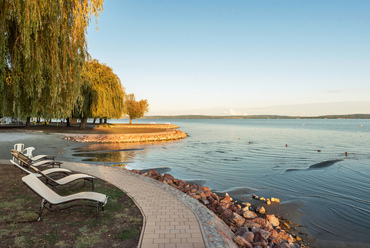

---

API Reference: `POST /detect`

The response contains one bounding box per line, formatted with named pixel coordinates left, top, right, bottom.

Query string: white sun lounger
left=10, top=160, right=95, bottom=190
left=22, top=174, right=108, bottom=221
left=10, top=160, right=71, bottom=178
left=23, top=147, right=55, bottom=161
left=12, top=150, right=61, bottom=167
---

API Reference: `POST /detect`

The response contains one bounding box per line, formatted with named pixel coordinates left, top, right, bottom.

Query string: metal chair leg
left=38, top=199, right=45, bottom=221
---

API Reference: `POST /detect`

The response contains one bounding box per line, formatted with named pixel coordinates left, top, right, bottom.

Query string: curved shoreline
left=59, top=129, right=188, bottom=143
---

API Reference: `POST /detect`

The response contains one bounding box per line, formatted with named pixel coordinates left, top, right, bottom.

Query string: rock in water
left=257, top=206, right=266, bottom=214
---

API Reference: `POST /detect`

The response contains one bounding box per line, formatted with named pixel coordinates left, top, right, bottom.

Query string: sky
left=86, top=0, right=370, bottom=116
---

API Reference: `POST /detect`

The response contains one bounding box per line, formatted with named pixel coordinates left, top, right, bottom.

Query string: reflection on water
left=70, top=119, right=370, bottom=245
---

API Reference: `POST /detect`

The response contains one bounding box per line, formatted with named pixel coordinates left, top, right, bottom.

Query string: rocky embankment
left=61, top=129, right=187, bottom=143
left=129, top=169, right=304, bottom=248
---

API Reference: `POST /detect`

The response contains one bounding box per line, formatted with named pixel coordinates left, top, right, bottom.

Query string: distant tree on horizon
left=0, top=0, right=104, bottom=128
left=77, top=59, right=126, bottom=129
left=125, top=94, right=149, bottom=124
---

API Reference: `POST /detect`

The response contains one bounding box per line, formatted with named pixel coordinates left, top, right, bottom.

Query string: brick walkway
left=62, top=162, right=206, bottom=248
left=1, top=159, right=236, bottom=248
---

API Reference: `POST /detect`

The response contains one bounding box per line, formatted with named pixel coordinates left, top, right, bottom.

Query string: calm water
left=73, top=119, right=370, bottom=244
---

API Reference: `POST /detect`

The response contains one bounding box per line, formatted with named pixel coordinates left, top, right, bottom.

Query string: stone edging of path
left=60, top=162, right=236, bottom=247
left=58, top=129, right=188, bottom=143
left=127, top=170, right=237, bottom=248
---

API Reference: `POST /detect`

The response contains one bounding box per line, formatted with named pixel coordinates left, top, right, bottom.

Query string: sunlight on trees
left=78, top=59, right=126, bottom=129
left=125, top=94, right=149, bottom=124
left=0, top=0, right=104, bottom=127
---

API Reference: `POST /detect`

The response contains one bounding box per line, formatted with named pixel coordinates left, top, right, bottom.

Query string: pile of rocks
left=129, top=168, right=302, bottom=248
left=61, top=130, right=188, bottom=143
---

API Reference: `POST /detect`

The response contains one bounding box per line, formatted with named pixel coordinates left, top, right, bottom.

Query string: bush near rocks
left=129, top=168, right=302, bottom=248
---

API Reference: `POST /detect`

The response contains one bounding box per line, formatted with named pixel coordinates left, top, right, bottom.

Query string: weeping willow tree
left=125, top=93, right=149, bottom=124
left=78, top=59, right=126, bottom=129
left=0, top=0, right=104, bottom=127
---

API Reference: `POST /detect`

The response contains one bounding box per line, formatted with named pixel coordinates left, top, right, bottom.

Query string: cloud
left=225, top=108, right=248, bottom=116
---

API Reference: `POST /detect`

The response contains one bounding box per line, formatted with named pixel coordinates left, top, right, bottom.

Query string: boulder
left=271, top=197, right=280, bottom=203
left=232, top=212, right=246, bottom=227
left=241, top=231, right=254, bottom=243
left=163, top=173, right=174, bottom=180
left=243, top=210, right=256, bottom=219
left=266, top=214, right=279, bottom=227
left=257, top=206, right=266, bottom=214
left=244, top=220, right=262, bottom=229
left=235, top=226, right=249, bottom=236
left=234, top=236, right=253, bottom=248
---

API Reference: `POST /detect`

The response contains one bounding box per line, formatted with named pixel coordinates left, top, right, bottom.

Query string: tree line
left=0, top=0, right=148, bottom=129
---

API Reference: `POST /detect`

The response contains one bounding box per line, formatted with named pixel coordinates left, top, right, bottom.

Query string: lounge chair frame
left=12, top=150, right=61, bottom=168
left=22, top=174, right=108, bottom=221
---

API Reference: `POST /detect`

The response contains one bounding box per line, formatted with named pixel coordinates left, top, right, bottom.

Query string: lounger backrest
left=22, top=174, right=61, bottom=204
left=14, top=143, right=24, bottom=152
left=11, top=151, right=32, bottom=164
left=23, top=147, right=35, bottom=158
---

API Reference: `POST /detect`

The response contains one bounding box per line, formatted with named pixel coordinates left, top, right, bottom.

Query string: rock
left=242, top=206, right=249, bottom=211
left=190, top=188, right=197, bottom=193
left=266, top=198, right=271, bottom=205
left=235, top=226, right=249, bottom=236
left=244, top=220, right=262, bottom=229
left=192, top=195, right=201, bottom=200
left=257, top=206, right=265, bottom=214
left=232, top=212, right=245, bottom=227
left=254, top=241, right=268, bottom=247
left=271, top=197, right=280, bottom=203
left=266, top=214, right=279, bottom=227
left=221, top=195, right=231, bottom=203
left=199, top=192, right=206, bottom=198
left=260, top=197, right=266, bottom=201
left=148, top=169, right=159, bottom=177
left=241, top=231, right=254, bottom=243
left=252, top=194, right=259, bottom=199
left=243, top=210, right=256, bottom=219
left=234, top=236, right=253, bottom=248
left=163, top=173, right=174, bottom=180
left=220, top=209, right=233, bottom=222
left=200, top=198, right=210, bottom=205
left=205, top=191, right=213, bottom=197
left=201, top=186, right=210, bottom=192
left=253, top=231, right=266, bottom=243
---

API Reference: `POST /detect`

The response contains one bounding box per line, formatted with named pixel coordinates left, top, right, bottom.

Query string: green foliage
left=0, top=0, right=104, bottom=119
left=78, top=59, right=126, bottom=120
left=125, top=94, right=149, bottom=124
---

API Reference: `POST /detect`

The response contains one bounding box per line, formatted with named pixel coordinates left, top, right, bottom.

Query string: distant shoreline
left=143, top=113, right=370, bottom=119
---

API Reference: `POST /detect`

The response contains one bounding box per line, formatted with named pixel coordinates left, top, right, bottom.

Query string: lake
left=72, top=118, right=370, bottom=245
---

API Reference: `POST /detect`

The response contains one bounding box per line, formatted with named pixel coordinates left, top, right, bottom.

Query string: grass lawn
left=0, top=163, right=143, bottom=247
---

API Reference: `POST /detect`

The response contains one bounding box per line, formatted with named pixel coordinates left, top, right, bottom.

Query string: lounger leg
left=96, top=202, right=100, bottom=220
left=38, top=199, right=46, bottom=221
left=92, top=178, right=94, bottom=191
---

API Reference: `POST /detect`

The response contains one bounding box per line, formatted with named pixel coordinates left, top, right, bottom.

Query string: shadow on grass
left=0, top=164, right=143, bottom=247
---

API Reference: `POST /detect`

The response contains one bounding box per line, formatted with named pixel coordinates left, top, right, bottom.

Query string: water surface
left=72, top=119, right=370, bottom=245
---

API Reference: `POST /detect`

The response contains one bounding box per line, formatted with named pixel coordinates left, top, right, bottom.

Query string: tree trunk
left=66, top=118, right=70, bottom=127
left=37, top=117, right=41, bottom=123
left=99, top=118, right=103, bottom=124
left=104, top=118, right=107, bottom=124
left=93, top=118, right=96, bottom=124
left=79, top=117, right=88, bottom=130
left=25, top=117, right=31, bottom=128
left=129, top=118, right=132, bottom=124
